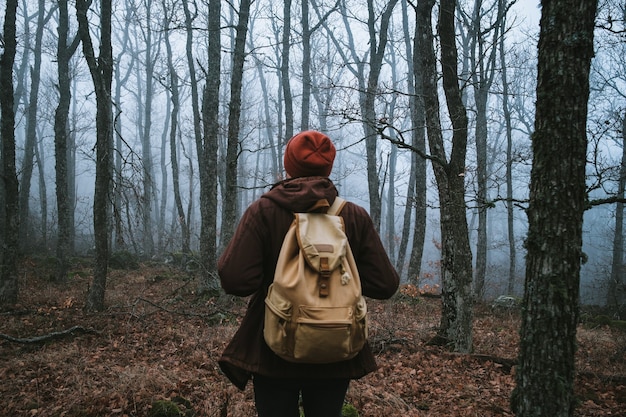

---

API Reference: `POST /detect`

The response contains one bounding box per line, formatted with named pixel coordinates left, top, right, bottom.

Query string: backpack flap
left=295, top=213, right=349, bottom=297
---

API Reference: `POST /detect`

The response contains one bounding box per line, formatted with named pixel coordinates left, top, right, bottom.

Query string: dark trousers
left=253, top=374, right=350, bottom=417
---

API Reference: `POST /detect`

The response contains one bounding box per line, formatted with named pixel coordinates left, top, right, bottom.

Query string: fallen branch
left=0, top=325, right=100, bottom=344
left=133, top=297, right=228, bottom=321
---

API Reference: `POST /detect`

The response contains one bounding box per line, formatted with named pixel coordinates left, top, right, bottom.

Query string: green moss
left=342, top=403, right=359, bottom=417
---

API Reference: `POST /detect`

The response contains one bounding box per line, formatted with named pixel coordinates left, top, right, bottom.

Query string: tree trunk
left=163, top=0, right=190, bottom=255
left=182, top=0, right=216, bottom=288
left=397, top=0, right=427, bottom=282
left=498, top=1, right=517, bottom=295
left=112, top=3, right=134, bottom=252
left=415, top=0, right=473, bottom=352
left=77, top=0, right=114, bottom=312
left=300, top=0, right=311, bottom=131
left=198, top=0, right=221, bottom=292
left=54, top=0, right=80, bottom=282
left=281, top=0, right=294, bottom=140
left=362, top=0, right=398, bottom=230
left=19, top=0, right=46, bottom=252
left=140, top=0, right=157, bottom=258
left=35, top=130, right=47, bottom=248
left=607, top=112, right=626, bottom=315
left=0, top=0, right=19, bottom=306
left=221, top=0, right=251, bottom=250
left=467, top=0, right=504, bottom=300
left=512, top=0, right=597, bottom=415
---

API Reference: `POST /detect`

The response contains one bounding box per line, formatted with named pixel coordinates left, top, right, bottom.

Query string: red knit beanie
left=284, top=130, right=336, bottom=178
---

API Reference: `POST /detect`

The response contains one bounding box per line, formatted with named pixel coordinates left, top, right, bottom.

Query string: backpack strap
left=327, top=196, right=346, bottom=216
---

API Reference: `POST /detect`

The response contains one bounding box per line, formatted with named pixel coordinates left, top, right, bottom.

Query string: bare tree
left=162, top=0, right=190, bottom=255
left=362, top=0, right=398, bottom=229
left=221, top=0, right=252, bottom=249
left=396, top=0, right=427, bottom=282
left=608, top=115, right=626, bottom=314
left=0, top=0, right=20, bottom=305
left=181, top=0, right=218, bottom=290
left=462, top=0, right=507, bottom=299
left=77, top=0, right=114, bottom=312
left=498, top=0, right=517, bottom=295
left=512, top=0, right=598, bottom=414
left=54, top=0, right=81, bottom=282
left=111, top=0, right=135, bottom=252
left=281, top=0, right=294, bottom=140
left=315, top=0, right=397, bottom=229
left=18, top=0, right=46, bottom=252
left=138, top=0, right=160, bottom=258
left=198, top=0, right=221, bottom=285
left=415, top=0, right=473, bottom=352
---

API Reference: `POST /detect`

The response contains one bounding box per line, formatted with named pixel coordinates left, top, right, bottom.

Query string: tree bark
left=77, top=0, right=114, bottom=312
left=18, top=0, right=45, bottom=252
left=140, top=0, right=157, bottom=258
left=607, top=112, right=626, bottom=315
left=498, top=0, right=516, bottom=295
left=397, top=0, right=426, bottom=282
left=54, top=0, right=80, bottom=282
left=198, top=0, right=221, bottom=291
left=163, top=0, right=190, bottom=255
left=512, top=0, right=597, bottom=415
left=0, top=0, right=20, bottom=306
left=221, top=0, right=252, bottom=250
left=415, top=0, right=473, bottom=352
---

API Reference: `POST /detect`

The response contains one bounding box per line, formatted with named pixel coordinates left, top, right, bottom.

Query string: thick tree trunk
left=0, top=0, right=19, bottom=306
left=512, top=1, right=597, bottom=415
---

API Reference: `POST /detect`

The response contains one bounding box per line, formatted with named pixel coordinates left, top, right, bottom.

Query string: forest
left=0, top=0, right=624, bottom=415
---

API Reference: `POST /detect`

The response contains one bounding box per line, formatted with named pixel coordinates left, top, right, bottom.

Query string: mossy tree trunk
left=512, top=0, right=598, bottom=415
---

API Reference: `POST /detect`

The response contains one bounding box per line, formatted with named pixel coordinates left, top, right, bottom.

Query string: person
left=218, top=130, right=400, bottom=417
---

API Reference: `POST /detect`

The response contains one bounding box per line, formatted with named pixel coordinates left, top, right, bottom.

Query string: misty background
left=0, top=0, right=623, bottom=306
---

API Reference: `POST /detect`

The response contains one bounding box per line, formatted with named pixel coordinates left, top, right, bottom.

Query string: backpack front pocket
left=293, top=305, right=355, bottom=363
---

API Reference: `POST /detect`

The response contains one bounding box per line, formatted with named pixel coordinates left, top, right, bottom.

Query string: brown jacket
left=218, top=176, right=400, bottom=390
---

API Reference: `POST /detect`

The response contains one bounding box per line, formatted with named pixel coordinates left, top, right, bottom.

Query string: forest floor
left=1, top=258, right=625, bottom=417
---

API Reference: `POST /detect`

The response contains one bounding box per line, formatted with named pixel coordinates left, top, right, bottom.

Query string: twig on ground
left=0, top=325, right=100, bottom=344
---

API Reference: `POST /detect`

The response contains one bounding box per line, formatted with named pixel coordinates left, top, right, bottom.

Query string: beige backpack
left=264, top=197, right=368, bottom=364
